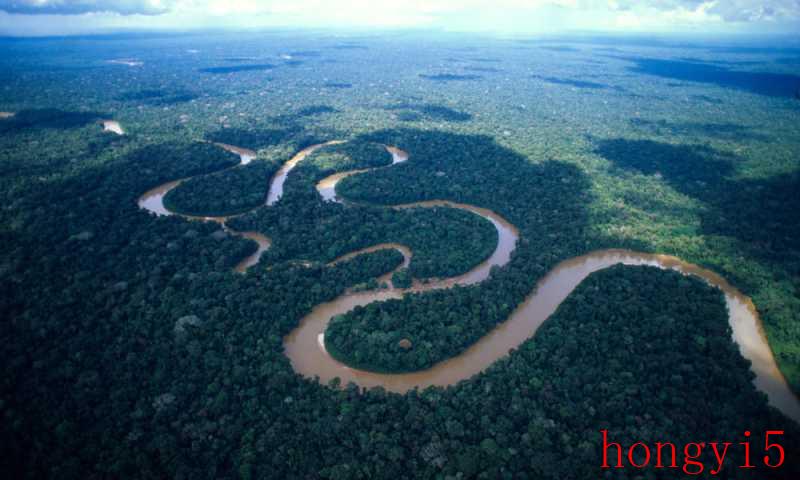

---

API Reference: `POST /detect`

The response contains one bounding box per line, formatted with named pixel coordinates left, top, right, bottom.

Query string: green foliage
left=117, top=89, right=199, bottom=106
left=386, top=103, right=472, bottom=122
left=593, top=138, right=800, bottom=393
left=2, top=33, right=800, bottom=480
left=390, top=268, right=411, bottom=288
left=323, top=141, right=393, bottom=166
left=205, top=128, right=301, bottom=150
left=165, top=159, right=278, bottom=217
left=228, top=138, right=498, bottom=280
left=323, top=129, right=592, bottom=371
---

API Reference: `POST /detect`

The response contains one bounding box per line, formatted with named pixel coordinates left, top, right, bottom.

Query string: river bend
left=134, top=135, right=800, bottom=422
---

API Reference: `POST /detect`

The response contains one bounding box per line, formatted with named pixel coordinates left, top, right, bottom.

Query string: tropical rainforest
left=1, top=31, right=799, bottom=479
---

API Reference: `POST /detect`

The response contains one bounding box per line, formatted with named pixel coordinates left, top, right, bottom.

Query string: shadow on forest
left=348, top=128, right=594, bottom=242
left=419, top=73, right=482, bottom=82
left=295, top=105, right=338, bottom=117
left=13, top=113, right=800, bottom=480
left=597, top=138, right=735, bottom=188
left=199, top=64, right=275, bottom=74
left=677, top=57, right=763, bottom=67
left=464, top=66, right=502, bottom=73
left=0, top=109, right=107, bottom=132
left=532, top=75, right=616, bottom=90
left=295, top=127, right=606, bottom=371
left=203, top=106, right=339, bottom=151
left=385, top=103, right=472, bottom=123
left=629, top=118, right=770, bottom=142
left=620, top=57, right=800, bottom=99
left=710, top=46, right=800, bottom=55
left=595, top=138, right=800, bottom=279
left=273, top=105, right=340, bottom=132
left=690, top=94, right=724, bottom=105
left=392, top=112, right=422, bottom=122
left=232, top=127, right=596, bottom=275
left=117, top=89, right=199, bottom=106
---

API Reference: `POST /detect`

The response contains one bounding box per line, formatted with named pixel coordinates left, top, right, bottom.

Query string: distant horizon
left=1, top=27, right=800, bottom=47
left=1, top=1, right=800, bottom=38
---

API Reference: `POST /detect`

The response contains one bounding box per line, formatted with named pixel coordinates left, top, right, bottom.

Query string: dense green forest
left=1, top=32, right=799, bottom=479
left=309, top=140, right=394, bottom=170
left=328, top=127, right=800, bottom=387
left=323, top=128, right=597, bottom=371
left=226, top=140, right=499, bottom=279
left=164, top=159, right=278, bottom=217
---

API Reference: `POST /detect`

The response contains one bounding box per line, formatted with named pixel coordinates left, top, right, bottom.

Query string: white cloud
left=172, top=0, right=583, bottom=24
left=707, top=0, right=800, bottom=22
left=607, top=0, right=800, bottom=23
left=0, top=0, right=174, bottom=15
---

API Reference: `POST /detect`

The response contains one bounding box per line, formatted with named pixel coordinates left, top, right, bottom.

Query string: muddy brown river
left=138, top=141, right=270, bottom=272
left=267, top=141, right=341, bottom=205
left=137, top=138, right=800, bottom=423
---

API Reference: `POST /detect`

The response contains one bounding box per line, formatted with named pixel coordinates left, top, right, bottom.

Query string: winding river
left=138, top=142, right=274, bottom=272
left=136, top=134, right=800, bottom=423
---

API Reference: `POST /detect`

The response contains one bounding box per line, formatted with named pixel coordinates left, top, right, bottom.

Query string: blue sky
left=1, top=1, right=799, bottom=36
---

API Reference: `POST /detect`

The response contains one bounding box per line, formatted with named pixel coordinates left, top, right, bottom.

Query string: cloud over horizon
left=609, top=0, right=800, bottom=22
left=0, top=0, right=173, bottom=16
left=0, top=0, right=799, bottom=35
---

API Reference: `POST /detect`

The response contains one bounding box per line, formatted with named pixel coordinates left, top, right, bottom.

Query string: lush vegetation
left=321, top=128, right=593, bottom=371
left=205, top=128, right=308, bottom=150
left=163, top=129, right=327, bottom=216
left=320, top=141, right=393, bottom=167
left=386, top=103, right=472, bottom=123
left=227, top=138, right=499, bottom=279
left=164, top=158, right=278, bottom=217
left=390, top=268, right=412, bottom=289
left=326, top=127, right=800, bottom=390
left=117, top=89, right=199, bottom=106
left=1, top=32, right=799, bottom=479
left=593, top=138, right=800, bottom=391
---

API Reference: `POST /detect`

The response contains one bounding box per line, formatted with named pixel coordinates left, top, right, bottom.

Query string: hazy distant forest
left=1, top=31, right=799, bottom=478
